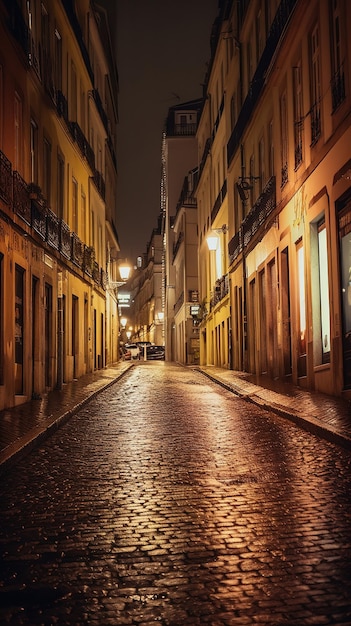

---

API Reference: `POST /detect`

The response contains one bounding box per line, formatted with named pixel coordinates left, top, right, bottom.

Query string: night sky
left=113, top=0, right=219, bottom=264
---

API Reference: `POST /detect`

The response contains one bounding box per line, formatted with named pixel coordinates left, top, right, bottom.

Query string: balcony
left=46, top=209, right=60, bottom=250
left=0, top=151, right=12, bottom=204
left=57, top=90, right=69, bottom=123
left=59, top=220, right=71, bottom=259
left=92, top=170, right=106, bottom=200
left=173, top=232, right=184, bottom=262
left=13, top=172, right=31, bottom=225
left=211, top=180, right=227, bottom=224
left=84, top=246, right=95, bottom=276
left=71, top=233, right=85, bottom=268
left=228, top=177, right=276, bottom=264
left=331, top=64, right=345, bottom=112
left=31, top=199, right=47, bottom=240
left=166, top=122, right=197, bottom=137
left=69, top=122, right=95, bottom=171
left=210, top=274, right=229, bottom=311
left=91, top=89, right=108, bottom=133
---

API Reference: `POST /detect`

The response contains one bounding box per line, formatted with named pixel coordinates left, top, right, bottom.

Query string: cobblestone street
left=1, top=362, right=351, bottom=625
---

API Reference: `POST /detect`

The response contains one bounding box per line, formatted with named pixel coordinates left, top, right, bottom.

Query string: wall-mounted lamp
left=120, top=317, right=127, bottom=328
left=118, top=263, right=131, bottom=281
left=206, top=224, right=228, bottom=251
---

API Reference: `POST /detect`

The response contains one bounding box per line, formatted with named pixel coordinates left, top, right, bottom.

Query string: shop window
left=318, top=220, right=330, bottom=362
left=297, top=241, right=306, bottom=377
left=0, top=253, right=3, bottom=384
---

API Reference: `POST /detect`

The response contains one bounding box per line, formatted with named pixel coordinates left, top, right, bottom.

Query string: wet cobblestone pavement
left=1, top=362, right=351, bottom=625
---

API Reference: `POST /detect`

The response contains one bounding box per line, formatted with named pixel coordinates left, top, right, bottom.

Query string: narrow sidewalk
left=0, top=362, right=133, bottom=471
left=196, top=366, right=351, bottom=451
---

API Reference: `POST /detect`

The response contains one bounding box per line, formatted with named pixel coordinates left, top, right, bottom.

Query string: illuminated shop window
left=317, top=222, right=331, bottom=362
left=297, top=242, right=306, bottom=356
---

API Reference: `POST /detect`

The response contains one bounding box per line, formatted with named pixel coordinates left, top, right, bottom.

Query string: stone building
left=0, top=0, right=119, bottom=409
left=197, top=0, right=351, bottom=398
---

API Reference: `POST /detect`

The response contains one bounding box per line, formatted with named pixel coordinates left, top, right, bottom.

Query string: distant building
left=172, top=168, right=200, bottom=365
left=161, top=99, right=203, bottom=361
left=127, top=215, right=164, bottom=347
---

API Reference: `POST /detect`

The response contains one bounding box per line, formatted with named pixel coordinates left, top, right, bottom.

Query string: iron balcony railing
left=0, top=151, right=12, bottom=205
left=331, top=64, right=345, bottom=112
left=0, top=149, right=105, bottom=289
left=210, top=274, right=229, bottom=311
left=211, top=179, right=227, bottom=224
left=228, top=176, right=276, bottom=265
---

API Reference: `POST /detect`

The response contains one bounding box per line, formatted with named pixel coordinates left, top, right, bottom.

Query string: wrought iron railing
left=228, top=176, right=276, bottom=265
left=211, top=179, right=227, bottom=223
left=210, top=274, right=229, bottom=311
left=0, top=151, right=12, bottom=204
left=13, top=172, right=31, bottom=225
left=331, top=64, right=345, bottom=112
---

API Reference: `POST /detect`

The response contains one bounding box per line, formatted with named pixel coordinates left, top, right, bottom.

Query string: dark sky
left=113, top=0, right=219, bottom=263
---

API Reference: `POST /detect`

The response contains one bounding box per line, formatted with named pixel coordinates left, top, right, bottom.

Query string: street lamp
left=206, top=224, right=228, bottom=251
left=118, top=263, right=131, bottom=281
left=120, top=316, right=127, bottom=329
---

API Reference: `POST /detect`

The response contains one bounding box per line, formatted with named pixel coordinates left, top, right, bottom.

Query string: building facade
left=172, top=168, right=200, bottom=365
left=161, top=99, right=202, bottom=361
left=197, top=0, right=351, bottom=399
left=0, top=0, right=119, bottom=410
left=128, top=219, right=164, bottom=347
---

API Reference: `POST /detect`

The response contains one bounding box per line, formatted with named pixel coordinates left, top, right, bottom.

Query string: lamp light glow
left=207, top=234, right=219, bottom=251
left=119, top=264, right=131, bottom=281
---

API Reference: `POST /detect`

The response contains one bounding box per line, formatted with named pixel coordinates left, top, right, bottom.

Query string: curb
left=195, top=367, right=351, bottom=452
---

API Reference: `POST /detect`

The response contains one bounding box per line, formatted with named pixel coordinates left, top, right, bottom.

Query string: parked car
left=146, top=345, right=165, bottom=360
left=122, top=346, right=132, bottom=360
left=124, top=343, right=140, bottom=359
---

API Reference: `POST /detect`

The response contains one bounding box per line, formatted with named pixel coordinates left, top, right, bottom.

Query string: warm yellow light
left=207, top=234, right=219, bottom=251
left=126, top=330, right=132, bottom=340
left=119, top=264, right=131, bottom=281
left=120, top=317, right=127, bottom=328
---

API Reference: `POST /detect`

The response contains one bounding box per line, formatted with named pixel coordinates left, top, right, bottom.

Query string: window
left=30, top=118, right=38, bottom=184
left=72, top=177, right=78, bottom=233
left=258, top=136, right=265, bottom=193
left=57, top=152, right=64, bottom=220
left=297, top=241, right=306, bottom=358
left=0, top=64, right=3, bottom=148
left=14, top=92, right=23, bottom=173
left=293, top=62, right=304, bottom=169
left=317, top=221, right=331, bottom=362
left=0, top=253, right=3, bottom=384
left=81, top=189, right=86, bottom=242
left=43, top=137, right=51, bottom=203
left=268, top=119, right=274, bottom=178
left=330, top=0, right=345, bottom=110
left=310, top=23, right=321, bottom=143
left=279, top=91, right=288, bottom=187
left=71, top=62, right=77, bottom=122
left=15, top=265, right=25, bottom=394
left=54, top=28, right=62, bottom=92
